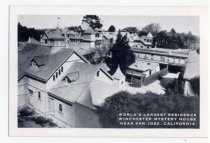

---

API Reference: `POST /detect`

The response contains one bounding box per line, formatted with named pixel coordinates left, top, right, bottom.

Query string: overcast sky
left=18, top=15, right=199, bottom=36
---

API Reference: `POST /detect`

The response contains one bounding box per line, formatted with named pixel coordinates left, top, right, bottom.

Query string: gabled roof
left=112, top=66, right=125, bottom=80
left=28, top=37, right=42, bottom=45
left=48, top=62, right=113, bottom=108
left=18, top=43, right=76, bottom=82
left=131, top=39, right=153, bottom=46
left=147, top=32, right=153, bottom=38
left=67, top=42, right=95, bottom=56
left=129, top=60, right=159, bottom=72
left=43, top=29, right=65, bottom=40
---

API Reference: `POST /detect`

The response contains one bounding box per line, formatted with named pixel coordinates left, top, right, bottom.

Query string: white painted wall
left=27, top=78, right=47, bottom=113
left=18, top=76, right=29, bottom=107
left=46, top=96, right=74, bottom=128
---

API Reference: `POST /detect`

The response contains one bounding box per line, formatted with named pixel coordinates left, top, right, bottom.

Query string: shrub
left=32, top=116, right=57, bottom=127
left=96, top=91, right=199, bottom=128
left=19, top=106, right=35, bottom=117
left=189, top=77, right=200, bottom=96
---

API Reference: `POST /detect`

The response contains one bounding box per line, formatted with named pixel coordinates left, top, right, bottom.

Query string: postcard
left=9, top=5, right=208, bottom=137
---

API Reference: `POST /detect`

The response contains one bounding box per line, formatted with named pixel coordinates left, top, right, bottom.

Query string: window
left=59, top=104, right=63, bottom=112
left=48, top=97, right=54, bottom=114
left=95, top=33, right=99, bottom=37
left=61, top=66, right=63, bottom=72
left=56, top=72, right=58, bottom=78
left=59, top=69, right=61, bottom=75
left=38, top=91, right=41, bottom=100
left=31, top=61, right=36, bottom=67
left=97, top=71, right=100, bottom=77
left=44, top=39, right=47, bottom=44
left=28, top=89, right=33, bottom=96
left=53, top=75, right=55, bottom=81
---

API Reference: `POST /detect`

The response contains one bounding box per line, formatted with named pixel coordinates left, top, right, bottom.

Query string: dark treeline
left=122, top=23, right=199, bottom=50
left=18, top=23, right=45, bottom=42
left=153, top=29, right=199, bottom=50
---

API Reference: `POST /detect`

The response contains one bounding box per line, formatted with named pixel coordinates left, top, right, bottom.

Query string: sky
left=18, top=15, right=199, bottom=36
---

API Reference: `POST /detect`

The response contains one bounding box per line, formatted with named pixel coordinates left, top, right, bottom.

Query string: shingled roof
left=18, top=43, right=75, bottom=82
left=48, top=62, right=113, bottom=108
left=43, top=29, right=65, bottom=40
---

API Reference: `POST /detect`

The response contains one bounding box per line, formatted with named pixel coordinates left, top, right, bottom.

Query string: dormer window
left=31, top=61, right=37, bottom=67
left=30, top=59, right=39, bottom=70
left=63, top=72, right=79, bottom=84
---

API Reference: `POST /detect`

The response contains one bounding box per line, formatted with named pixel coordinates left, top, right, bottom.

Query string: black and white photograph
left=17, top=14, right=200, bottom=129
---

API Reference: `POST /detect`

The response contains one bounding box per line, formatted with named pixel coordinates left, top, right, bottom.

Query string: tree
left=82, top=15, right=103, bottom=30
left=122, top=27, right=139, bottom=33
left=138, top=30, right=148, bottom=37
left=105, top=31, right=135, bottom=74
left=67, top=26, right=82, bottom=32
left=108, top=25, right=116, bottom=32
left=96, top=90, right=199, bottom=128
left=142, top=23, right=161, bottom=36
left=18, top=23, right=44, bottom=42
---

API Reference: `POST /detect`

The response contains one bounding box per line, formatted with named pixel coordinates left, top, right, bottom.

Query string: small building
left=67, top=42, right=95, bottom=62
left=82, top=28, right=102, bottom=48
left=126, top=60, right=160, bottom=86
left=140, top=32, right=153, bottom=44
left=40, top=29, right=66, bottom=48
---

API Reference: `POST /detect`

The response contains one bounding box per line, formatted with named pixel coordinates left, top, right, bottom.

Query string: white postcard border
left=9, top=5, right=208, bottom=137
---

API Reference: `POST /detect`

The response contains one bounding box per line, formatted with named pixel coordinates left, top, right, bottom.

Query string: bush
left=189, top=77, right=200, bottom=96
left=96, top=91, right=199, bottom=128
left=19, top=106, right=35, bottom=117
left=32, top=116, right=57, bottom=127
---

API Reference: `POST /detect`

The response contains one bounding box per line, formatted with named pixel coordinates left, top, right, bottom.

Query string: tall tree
left=142, top=23, right=161, bottom=36
left=122, top=27, right=139, bottom=33
left=108, top=25, right=116, bottom=32
left=106, top=31, right=135, bottom=74
left=18, top=23, right=44, bottom=42
left=82, top=15, right=103, bottom=30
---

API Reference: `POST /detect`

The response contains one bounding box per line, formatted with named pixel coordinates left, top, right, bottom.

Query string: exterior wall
left=133, top=51, right=187, bottom=65
left=27, top=78, right=47, bottom=113
left=133, top=43, right=151, bottom=49
left=50, top=40, right=65, bottom=47
left=90, top=41, right=95, bottom=48
left=74, top=103, right=102, bottom=128
left=46, top=53, right=85, bottom=90
left=46, top=96, right=74, bottom=128
left=143, top=70, right=150, bottom=77
left=18, top=76, right=29, bottom=107
left=45, top=98, right=102, bottom=128
left=153, top=55, right=161, bottom=61
left=184, top=81, right=194, bottom=96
